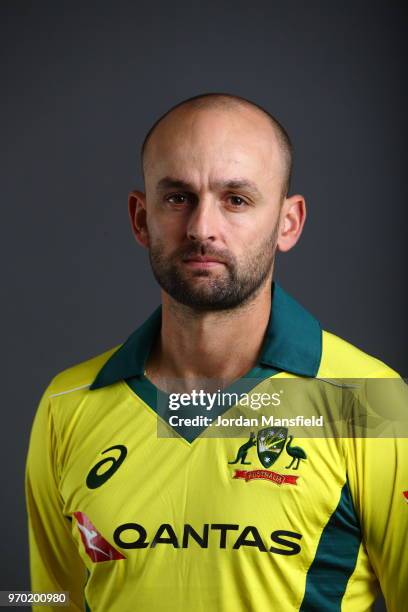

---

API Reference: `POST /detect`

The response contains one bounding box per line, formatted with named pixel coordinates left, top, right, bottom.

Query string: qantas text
left=113, top=523, right=302, bottom=555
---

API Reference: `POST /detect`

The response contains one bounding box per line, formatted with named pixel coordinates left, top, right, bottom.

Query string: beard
left=148, top=226, right=279, bottom=312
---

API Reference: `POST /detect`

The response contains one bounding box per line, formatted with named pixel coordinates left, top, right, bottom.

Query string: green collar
left=90, top=282, right=322, bottom=390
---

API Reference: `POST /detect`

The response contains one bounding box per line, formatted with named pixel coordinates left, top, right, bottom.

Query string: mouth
left=183, top=256, right=225, bottom=269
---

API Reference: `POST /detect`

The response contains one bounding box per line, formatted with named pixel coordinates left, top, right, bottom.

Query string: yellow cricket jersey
left=25, top=283, right=408, bottom=612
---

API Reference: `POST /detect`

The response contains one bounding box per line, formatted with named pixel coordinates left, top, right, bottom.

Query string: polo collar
left=89, top=282, right=322, bottom=390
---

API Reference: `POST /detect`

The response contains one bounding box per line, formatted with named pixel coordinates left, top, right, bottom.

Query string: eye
left=166, top=193, right=188, bottom=204
left=228, top=195, right=248, bottom=208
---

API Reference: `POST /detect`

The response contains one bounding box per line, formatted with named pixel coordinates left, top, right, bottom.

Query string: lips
left=183, top=255, right=226, bottom=269
left=184, top=256, right=224, bottom=264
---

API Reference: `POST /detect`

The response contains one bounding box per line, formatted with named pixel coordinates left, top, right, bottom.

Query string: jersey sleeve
left=25, top=379, right=87, bottom=611
left=345, top=376, right=408, bottom=612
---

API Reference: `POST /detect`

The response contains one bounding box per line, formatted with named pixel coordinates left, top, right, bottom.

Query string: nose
left=186, top=197, right=219, bottom=242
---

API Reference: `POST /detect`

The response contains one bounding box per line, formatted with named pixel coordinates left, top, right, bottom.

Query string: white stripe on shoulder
left=50, top=383, right=92, bottom=397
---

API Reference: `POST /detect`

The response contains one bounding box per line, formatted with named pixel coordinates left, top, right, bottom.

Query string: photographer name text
left=168, top=415, right=324, bottom=428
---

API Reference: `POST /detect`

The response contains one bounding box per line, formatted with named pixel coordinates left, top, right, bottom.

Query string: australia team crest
left=257, top=426, right=288, bottom=468
left=228, top=427, right=307, bottom=486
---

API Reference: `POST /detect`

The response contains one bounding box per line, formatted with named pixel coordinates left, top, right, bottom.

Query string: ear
left=128, top=190, right=149, bottom=248
left=277, top=194, right=306, bottom=253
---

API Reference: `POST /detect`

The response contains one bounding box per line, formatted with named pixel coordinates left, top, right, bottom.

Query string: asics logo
left=86, top=445, right=127, bottom=489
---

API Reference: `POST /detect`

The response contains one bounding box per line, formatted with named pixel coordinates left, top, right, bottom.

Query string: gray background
left=1, top=1, right=406, bottom=610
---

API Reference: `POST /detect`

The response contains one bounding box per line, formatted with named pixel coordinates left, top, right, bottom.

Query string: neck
left=145, top=280, right=273, bottom=392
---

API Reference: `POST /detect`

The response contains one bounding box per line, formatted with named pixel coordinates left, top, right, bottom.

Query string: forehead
left=143, top=106, right=284, bottom=188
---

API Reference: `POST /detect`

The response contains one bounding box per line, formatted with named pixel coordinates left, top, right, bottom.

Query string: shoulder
left=44, top=344, right=121, bottom=398
left=318, top=329, right=400, bottom=378
left=29, top=344, right=122, bottom=447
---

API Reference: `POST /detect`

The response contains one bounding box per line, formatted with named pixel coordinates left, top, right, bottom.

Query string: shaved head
left=141, top=93, right=293, bottom=198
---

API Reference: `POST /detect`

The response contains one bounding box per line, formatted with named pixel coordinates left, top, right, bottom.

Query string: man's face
left=141, top=106, right=286, bottom=311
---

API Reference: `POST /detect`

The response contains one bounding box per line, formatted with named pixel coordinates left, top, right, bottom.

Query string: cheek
left=147, top=210, right=187, bottom=244
left=224, top=210, right=278, bottom=247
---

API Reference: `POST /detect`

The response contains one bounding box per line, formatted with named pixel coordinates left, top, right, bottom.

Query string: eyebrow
left=156, top=176, right=262, bottom=198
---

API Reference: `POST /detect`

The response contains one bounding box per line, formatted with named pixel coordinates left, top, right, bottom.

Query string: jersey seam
left=49, top=395, right=64, bottom=486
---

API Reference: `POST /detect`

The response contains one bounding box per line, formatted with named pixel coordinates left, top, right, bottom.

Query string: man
left=26, top=93, right=407, bottom=611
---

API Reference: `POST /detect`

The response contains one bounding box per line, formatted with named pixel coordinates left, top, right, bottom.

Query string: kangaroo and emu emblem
left=229, top=427, right=307, bottom=470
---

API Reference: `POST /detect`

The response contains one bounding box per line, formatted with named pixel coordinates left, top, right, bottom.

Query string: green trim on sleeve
left=300, top=481, right=361, bottom=611
left=84, top=568, right=91, bottom=612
